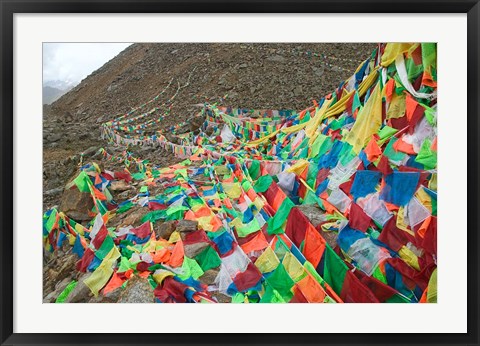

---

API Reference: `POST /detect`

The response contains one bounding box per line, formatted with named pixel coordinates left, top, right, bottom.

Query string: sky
left=43, top=43, right=132, bottom=87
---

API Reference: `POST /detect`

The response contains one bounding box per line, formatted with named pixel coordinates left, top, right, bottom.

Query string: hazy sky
left=43, top=43, right=132, bottom=86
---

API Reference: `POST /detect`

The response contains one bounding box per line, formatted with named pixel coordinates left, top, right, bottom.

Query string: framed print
left=1, top=1, right=479, bottom=345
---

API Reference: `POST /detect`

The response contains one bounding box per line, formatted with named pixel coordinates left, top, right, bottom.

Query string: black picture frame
left=1, top=1, right=479, bottom=345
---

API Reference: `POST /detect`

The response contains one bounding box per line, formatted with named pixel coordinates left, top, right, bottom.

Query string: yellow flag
left=152, top=269, right=175, bottom=285
left=427, top=268, right=437, bottom=303
left=415, top=187, right=432, bottom=213
left=84, top=246, right=121, bottom=297
left=381, top=43, right=419, bottom=67
left=246, top=129, right=280, bottom=146
left=398, top=246, right=420, bottom=271
left=345, top=83, right=383, bottom=154
left=305, top=99, right=332, bottom=142
left=428, top=173, right=437, bottom=191
left=195, top=216, right=215, bottom=232
left=286, top=159, right=309, bottom=175
left=387, top=92, right=406, bottom=119
left=255, top=247, right=280, bottom=274
left=67, top=234, right=76, bottom=246
left=282, top=252, right=306, bottom=282
left=397, top=207, right=415, bottom=236
left=282, top=122, right=308, bottom=134
left=222, top=182, right=242, bottom=199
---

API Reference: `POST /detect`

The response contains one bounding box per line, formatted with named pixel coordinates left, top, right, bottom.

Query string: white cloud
left=42, top=43, right=132, bottom=86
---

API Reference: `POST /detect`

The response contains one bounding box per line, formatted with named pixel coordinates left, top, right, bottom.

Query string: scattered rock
left=44, top=186, right=64, bottom=196
left=81, top=146, right=98, bottom=157
left=47, top=133, right=62, bottom=142
left=43, top=291, right=58, bottom=303
left=64, top=111, right=73, bottom=122
left=199, top=268, right=220, bottom=286
left=109, top=180, right=132, bottom=192
left=154, top=221, right=176, bottom=240
left=114, top=206, right=150, bottom=227
left=116, top=190, right=135, bottom=200
left=183, top=241, right=209, bottom=258
left=59, top=186, right=94, bottom=222
left=89, top=285, right=123, bottom=303
left=267, top=55, right=286, bottom=63
left=117, top=276, right=155, bottom=303
left=212, top=292, right=232, bottom=303
left=43, top=277, right=72, bottom=303
left=320, top=229, right=339, bottom=249
left=56, top=253, right=79, bottom=282
left=214, top=165, right=230, bottom=175
left=295, top=205, right=338, bottom=248
left=189, top=115, right=205, bottom=132
left=313, top=66, right=325, bottom=77
left=295, top=205, right=327, bottom=227
left=47, top=142, right=59, bottom=148
left=293, top=85, right=303, bottom=96
left=176, top=220, right=198, bottom=233
left=65, top=273, right=93, bottom=303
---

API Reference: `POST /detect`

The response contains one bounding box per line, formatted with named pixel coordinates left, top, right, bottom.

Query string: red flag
left=340, top=271, right=380, bottom=303
left=353, top=269, right=399, bottom=302
left=377, top=216, right=415, bottom=252
left=349, top=202, right=371, bottom=232
left=285, top=207, right=309, bottom=248
left=92, top=224, right=108, bottom=249
left=233, top=263, right=262, bottom=292
left=303, top=225, right=326, bottom=268
left=76, top=248, right=95, bottom=272
left=132, top=221, right=151, bottom=239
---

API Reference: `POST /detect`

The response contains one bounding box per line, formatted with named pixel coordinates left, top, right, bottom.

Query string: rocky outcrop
left=59, top=186, right=94, bottom=222
left=176, top=220, right=198, bottom=233
left=154, top=221, right=176, bottom=240
left=64, top=273, right=94, bottom=303
left=117, top=276, right=155, bottom=303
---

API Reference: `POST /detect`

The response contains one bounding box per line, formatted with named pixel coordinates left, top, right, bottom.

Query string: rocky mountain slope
left=43, top=43, right=376, bottom=209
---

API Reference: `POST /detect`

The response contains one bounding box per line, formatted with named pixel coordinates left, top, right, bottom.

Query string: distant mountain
left=43, top=80, right=75, bottom=105
left=43, top=86, right=66, bottom=105
left=44, top=79, right=76, bottom=91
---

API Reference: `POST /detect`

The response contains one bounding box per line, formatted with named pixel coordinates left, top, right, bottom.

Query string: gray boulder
left=176, top=220, right=198, bottom=233
left=59, top=186, right=94, bottom=222
left=117, top=276, right=155, bottom=303
left=65, top=273, right=93, bottom=303
left=154, top=221, right=176, bottom=240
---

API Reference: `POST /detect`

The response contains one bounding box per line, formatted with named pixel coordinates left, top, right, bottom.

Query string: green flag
left=95, top=235, right=115, bottom=260
left=266, top=263, right=294, bottom=301
left=74, top=171, right=91, bottom=193
left=248, top=160, right=261, bottom=180
left=267, top=198, right=294, bottom=235
left=254, top=175, right=273, bottom=193
left=415, top=139, right=437, bottom=169
left=195, top=246, right=222, bottom=272
left=55, top=280, right=78, bottom=303
left=323, top=244, right=348, bottom=296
